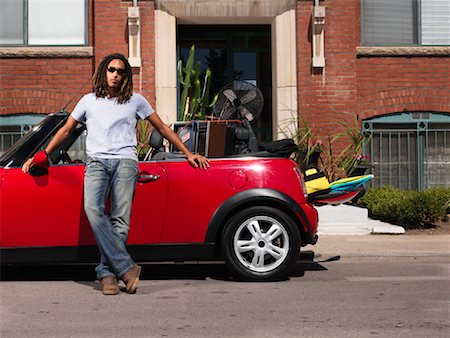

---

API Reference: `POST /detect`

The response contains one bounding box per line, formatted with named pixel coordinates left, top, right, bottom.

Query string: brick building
left=1, top=0, right=449, bottom=189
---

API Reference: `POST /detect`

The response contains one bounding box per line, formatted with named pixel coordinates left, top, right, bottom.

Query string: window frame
left=0, top=0, right=88, bottom=47
left=361, top=0, right=450, bottom=46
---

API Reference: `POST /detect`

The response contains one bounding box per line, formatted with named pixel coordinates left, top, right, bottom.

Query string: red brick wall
left=0, top=0, right=156, bottom=116
left=357, top=57, right=450, bottom=120
left=297, top=0, right=359, bottom=138
left=1, top=0, right=448, bottom=131
left=0, top=59, right=93, bottom=115
left=92, top=0, right=155, bottom=104
left=296, top=0, right=450, bottom=139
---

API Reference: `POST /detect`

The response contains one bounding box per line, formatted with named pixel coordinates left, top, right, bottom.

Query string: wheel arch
left=205, top=188, right=313, bottom=252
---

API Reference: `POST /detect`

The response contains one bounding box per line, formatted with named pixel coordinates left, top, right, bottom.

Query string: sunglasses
left=107, top=66, right=126, bottom=76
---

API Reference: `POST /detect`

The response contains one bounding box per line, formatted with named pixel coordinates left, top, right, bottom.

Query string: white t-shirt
left=71, top=93, right=154, bottom=160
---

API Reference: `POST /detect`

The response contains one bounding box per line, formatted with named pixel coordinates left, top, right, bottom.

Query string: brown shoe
left=100, top=275, right=119, bottom=295
left=121, top=264, right=141, bottom=294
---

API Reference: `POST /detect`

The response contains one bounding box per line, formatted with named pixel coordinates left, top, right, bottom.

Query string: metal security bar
left=362, top=113, right=450, bottom=190
left=0, top=115, right=45, bottom=155
left=424, top=124, right=450, bottom=188
left=0, top=131, right=23, bottom=155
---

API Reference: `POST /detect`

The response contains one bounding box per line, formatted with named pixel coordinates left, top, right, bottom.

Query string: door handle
left=138, top=173, right=160, bottom=183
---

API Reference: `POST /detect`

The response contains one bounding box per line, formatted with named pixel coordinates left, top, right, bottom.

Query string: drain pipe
left=311, top=0, right=325, bottom=69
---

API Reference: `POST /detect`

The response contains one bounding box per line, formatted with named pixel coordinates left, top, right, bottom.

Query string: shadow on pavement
left=1, top=251, right=331, bottom=282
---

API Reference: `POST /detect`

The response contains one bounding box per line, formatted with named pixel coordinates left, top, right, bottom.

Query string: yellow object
left=304, top=168, right=331, bottom=195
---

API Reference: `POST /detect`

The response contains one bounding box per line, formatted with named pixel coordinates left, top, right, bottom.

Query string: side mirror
left=28, top=150, right=49, bottom=177
left=28, top=165, right=48, bottom=177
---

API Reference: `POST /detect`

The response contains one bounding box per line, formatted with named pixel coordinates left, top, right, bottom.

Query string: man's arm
left=146, top=113, right=210, bottom=170
left=22, top=116, right=79, bottom=173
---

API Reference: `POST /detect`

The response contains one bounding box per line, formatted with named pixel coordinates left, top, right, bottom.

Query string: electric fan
left=213, top=81, right=263, bottom=121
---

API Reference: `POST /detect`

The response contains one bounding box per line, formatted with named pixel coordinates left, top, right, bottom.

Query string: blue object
left=330, top=174, right=374, bottom=191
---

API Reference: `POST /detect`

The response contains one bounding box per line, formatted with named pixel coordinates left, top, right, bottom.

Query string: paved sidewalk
left=306, top=234, right=450, bottom=258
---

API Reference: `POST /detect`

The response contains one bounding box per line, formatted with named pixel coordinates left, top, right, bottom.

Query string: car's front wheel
left=221, top=206, right=301, bottom=281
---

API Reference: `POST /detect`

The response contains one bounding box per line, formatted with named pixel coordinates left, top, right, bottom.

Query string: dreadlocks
left=92, top=53, right=133, bottom=104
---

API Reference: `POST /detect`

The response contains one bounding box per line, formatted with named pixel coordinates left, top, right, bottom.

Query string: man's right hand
left=22, top=150, right=49, bottom=173
left=22, top=158, right=34, bottom=173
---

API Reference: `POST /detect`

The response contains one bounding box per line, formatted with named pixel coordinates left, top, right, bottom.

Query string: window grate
left=363, top=113, right=450, bottom=190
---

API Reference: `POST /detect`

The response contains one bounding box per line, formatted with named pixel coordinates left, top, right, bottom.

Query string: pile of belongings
left=304, top=168, right=373, bottom=205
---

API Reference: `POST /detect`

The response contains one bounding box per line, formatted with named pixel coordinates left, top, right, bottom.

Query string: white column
left=272, top=9, right=298, bottom=140
left=155, top=10, right=178, bottom=123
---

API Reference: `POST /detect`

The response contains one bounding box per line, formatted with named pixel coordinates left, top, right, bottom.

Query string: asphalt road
left=1, top=235, right=449, bottom=338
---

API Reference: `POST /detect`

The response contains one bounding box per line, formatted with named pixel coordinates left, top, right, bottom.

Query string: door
left=178, top=25, right=272, bottom=142
left=0, top=164, right=85, bottom=248
left=126, top=161, right=168, bottom=245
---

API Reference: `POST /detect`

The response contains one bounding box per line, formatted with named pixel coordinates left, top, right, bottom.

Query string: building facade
left=1, top=0, right=449, bottom=189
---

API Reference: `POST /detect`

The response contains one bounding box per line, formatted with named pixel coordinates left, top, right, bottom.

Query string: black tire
left=221, top=206, right=301, bottom=281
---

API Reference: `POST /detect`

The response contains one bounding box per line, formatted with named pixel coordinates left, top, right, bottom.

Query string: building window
left=361, top=0, right=450, bottom=46
left=363, top=112, right=450, bottom=190
left=0, top=0, right=87, bottom=46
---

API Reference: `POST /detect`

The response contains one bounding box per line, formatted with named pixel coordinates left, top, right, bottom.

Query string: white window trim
left=356, top=46, right=450, bottom=56
left=0, top=46, right=93, bottom=58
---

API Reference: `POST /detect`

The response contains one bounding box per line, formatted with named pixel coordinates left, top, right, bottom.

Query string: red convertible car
left=0, top=112, right=352, bottom=281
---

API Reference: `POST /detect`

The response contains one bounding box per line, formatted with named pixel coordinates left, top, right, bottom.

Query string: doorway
left=177, top=25, right=272, bottom=142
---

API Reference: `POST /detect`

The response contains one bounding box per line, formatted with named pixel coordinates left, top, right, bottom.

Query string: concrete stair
left=316, top=204, right=405, bottom=235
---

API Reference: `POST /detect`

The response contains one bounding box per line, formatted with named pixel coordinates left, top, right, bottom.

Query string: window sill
left=357, top=46, right=450, bottom=57
left=0, top=46, right=93, bottom=58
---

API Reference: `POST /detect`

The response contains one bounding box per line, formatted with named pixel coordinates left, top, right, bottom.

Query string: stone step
left=316, top=204, right=405, bottom=235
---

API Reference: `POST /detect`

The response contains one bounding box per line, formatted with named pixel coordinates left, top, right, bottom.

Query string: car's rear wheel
left=221, top=206, right=300, bottom=281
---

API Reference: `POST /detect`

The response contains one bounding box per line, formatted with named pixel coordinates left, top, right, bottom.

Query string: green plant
left=177, top=45, right=218, bottom=121
left=358, top=186, right=450, bottom=229
left=290, top=117, right=323, bottom=170
left=425, top=187, right=450, bottom=214
left=334, top=115, right=371, bottom=176
left=285, top=113, right=370, bottom=181
left=316, top=133, right=348, bottom=181
left=136, top=119, right=152, bottom=160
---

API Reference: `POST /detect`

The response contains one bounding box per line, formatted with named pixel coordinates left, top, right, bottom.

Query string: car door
left=0, top=164, right=86, bottom=248
left=0, top=160, right=169, bottom=248
left=126, top=161, right=168, bottom=245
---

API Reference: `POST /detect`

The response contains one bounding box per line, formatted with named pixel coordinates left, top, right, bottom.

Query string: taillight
left=293, top=166, right=308, bottom=199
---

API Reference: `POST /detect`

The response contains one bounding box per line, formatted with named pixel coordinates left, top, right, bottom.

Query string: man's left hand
left=187, top=154, right=210, bottom=170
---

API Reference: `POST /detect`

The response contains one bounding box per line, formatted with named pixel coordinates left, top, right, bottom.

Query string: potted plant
left=136, top=119, right=152, bottom=161
left=348, top=154, right=372, bottom=176
left=177, top=45, right=218, bottom=121
left=334, top=116, right=372, bottom=177
left=291, top=119, right=323, bottom=170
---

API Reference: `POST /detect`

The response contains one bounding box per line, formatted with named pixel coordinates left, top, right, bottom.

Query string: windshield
left=0, top=122, right=44, bottom=165
left=0, top=113, right=68, bottom=168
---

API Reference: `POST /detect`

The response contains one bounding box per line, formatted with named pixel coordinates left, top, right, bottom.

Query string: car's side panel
left=0, top=165, right=88, bottom=247
left=204, top=188, right=318, bottom=245
left=157, top=157, right=309, bottom=243
left=156, top=160, right=229, bottom=243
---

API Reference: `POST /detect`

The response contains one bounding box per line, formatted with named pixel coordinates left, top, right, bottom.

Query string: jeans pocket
left=119, top=159, right=139, bottom=176
left=85, top=156, right=102, bottom=174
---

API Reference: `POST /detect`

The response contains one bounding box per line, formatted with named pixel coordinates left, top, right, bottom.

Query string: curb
left=306, top=234, right=450, bottom=258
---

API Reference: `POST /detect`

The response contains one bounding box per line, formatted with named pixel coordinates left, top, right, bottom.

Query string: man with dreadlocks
left=22, top=53, right=209, bottom=295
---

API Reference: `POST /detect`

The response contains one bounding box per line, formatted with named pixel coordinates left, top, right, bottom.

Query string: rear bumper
left=297, top=203, right=319, bottom=245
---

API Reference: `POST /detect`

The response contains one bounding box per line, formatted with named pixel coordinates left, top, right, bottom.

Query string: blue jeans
left=84, top=156, right=139, bottom=280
